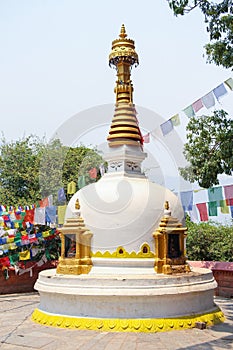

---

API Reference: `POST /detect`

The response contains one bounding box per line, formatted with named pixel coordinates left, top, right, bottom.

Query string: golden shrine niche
left=153, top=201, right=191, bottom=275
left=56, top=200, right=93, bottom=275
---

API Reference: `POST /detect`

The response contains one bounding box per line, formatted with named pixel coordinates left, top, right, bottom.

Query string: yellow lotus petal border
left=32, top=308, right=224, bottom=332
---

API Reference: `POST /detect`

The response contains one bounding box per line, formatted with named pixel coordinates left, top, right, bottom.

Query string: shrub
left=186, top=217, right=233, bottom=262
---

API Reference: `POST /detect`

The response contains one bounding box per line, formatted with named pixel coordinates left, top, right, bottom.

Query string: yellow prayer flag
left=220, top=200, right=230, bottom=214
left=58, top=205, right=67, bottom=225
left=9, top=243, right=17, bottom=250
left=42, top=231, right=50, bottom=238
left=19, top=250, right=30, bottom=260
left=170, top=114, right=180, bottom=126
left=67, top=181, right=76, bottom=195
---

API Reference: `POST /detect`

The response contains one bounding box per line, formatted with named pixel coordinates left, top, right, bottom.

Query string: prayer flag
left=0, top=256, right=10, bottom=267
left=142, top=133, right=150, bottom=143
left=19, top=250, right=30, bottom=261
left=160, top=120, right=173, bottom=136
left=196, top=203, right=208, bottom=221
left=183, top=105, right=195, bottom=118
left=78, top=175, right=86, bottom=189
left=89, top=168, right=97, bottom=179
left=230, top=206, right=233, bottom=218
left=58, top=205, right=67, bottom=225
left=39, top=198, right=49, bottom=208
left=208, top=186, right=223, bottom=202
left=34, top=207, right=45, bottom=225
left=223, top=185, right=233, bottom=200
left=180, top=191, right=193, bottom=211
left=219, top=200, right=230, bottom=214
left=58, top=188, right=66, bottom=202
left=226, top=198, right=233, bottom=206
left=208, top=201, right=218, bottom=216
left=201, top=92, right=215, bottom=109
left=192, top=99, right=203, bottom=113
left=67, top=181, right=76, bottom=194
left=170, top=114, right=180, bottom=126
left=23, top=209, right=35, bottom=224
left=224, top=77, right=233, bottom=90
left=213, top=83, right=227, bottom=101
left=45, top=206, right=56, bottom=224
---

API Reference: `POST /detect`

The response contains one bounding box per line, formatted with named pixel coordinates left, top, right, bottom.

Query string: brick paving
left=0, top=293, right=232, bottom=350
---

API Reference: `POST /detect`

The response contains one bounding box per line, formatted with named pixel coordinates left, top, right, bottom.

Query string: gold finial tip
left=75, top=199, right=80, bottom=210
left=119, top=24, right=127, bottom=38
left=164, top=201, right=171, bottom=217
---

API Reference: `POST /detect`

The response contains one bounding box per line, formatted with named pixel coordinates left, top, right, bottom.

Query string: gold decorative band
left=32, top=308, right=224, bottom=332
left=91, top=244, right=155, bottom=258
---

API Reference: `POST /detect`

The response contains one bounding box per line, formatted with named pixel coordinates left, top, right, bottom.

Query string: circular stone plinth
left=32, top=266, right=224, bottom=332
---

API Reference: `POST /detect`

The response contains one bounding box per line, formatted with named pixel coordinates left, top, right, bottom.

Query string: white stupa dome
left=66, top=167, right=183, bottom=254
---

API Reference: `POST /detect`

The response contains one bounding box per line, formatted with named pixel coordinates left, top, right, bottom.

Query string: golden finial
left=164, top=201, right=169, bottom=210
left=119, top=24, right=127, bottom=38
left=75, top=199, right=80, bottom=210
left=107, top=26, right=142, bottom=147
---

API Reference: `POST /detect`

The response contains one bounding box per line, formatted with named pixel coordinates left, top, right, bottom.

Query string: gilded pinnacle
left=119, top=24, right=127, bottom=38
left=107, top=26, right=143, bottom=147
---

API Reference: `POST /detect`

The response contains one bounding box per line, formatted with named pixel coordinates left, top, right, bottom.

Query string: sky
left=0, top=0, right=232, bottom=143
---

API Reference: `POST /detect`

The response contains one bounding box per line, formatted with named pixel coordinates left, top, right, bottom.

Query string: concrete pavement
left=0, top=293, right=232, bottom=350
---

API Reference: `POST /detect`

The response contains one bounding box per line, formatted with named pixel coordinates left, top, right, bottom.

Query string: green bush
left=186, top=217, right=233, bottom=262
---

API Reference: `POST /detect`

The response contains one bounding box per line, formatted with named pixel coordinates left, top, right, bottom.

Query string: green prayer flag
left=208, top=201, right=218, bottom=216
left=183, top=105, right=195, bottom=118
left=9, top=253, right=19, bottom=265
left=208, top=186, right=223, bottom=202
left=78, top=175, right=86, bottom=189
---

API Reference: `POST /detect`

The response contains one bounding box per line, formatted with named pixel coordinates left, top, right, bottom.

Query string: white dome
left=66, top=173, right=184, bottom=254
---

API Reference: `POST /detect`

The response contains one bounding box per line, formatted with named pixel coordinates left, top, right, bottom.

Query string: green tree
left=167, top=0, right=233, bottom=69
left=186, top=217, right=233, bottom=261
left=0, top=136, right=104, bottom=206
left=0, top=136, right=43, bottom=206
left=179, top=110, right=233, bottom=188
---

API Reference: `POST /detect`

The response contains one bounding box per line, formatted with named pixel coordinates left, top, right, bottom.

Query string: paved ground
left=0, top=293, right=232, bottom=350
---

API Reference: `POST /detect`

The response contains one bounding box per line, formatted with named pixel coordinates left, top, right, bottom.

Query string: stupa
left=32, top=25, right=224, bottom=332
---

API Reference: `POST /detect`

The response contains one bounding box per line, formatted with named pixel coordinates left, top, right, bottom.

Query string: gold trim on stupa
left=153, top=201, right=190, bottom=275
left=57, top=200, right=93, bottom=275
left=107, top=25, right=143, bottom=147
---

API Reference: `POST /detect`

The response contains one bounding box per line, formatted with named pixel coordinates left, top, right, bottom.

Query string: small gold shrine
left=153, top=201, right=190, bottom=275
left=56, top=200, right=93, bottom=275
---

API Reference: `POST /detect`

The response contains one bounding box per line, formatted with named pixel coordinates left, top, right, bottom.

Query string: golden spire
left=107, top=25, right=143, bottom=147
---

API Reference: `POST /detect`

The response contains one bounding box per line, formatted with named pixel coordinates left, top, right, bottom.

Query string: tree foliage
left=179, top=109, right=233, bottom=188
left=167, top=0, right=233, bottom=69
left=0, top=136, right=43, bottom=206
left=186, top=217, right=233, bottom=261
left=0, top=136, right=104, bottom=206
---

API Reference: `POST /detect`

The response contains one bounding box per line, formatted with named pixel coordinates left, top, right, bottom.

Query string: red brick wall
left=0, top=261, right=57, bottom=294
left=189, top=261, right=233, bottom=298
left=213, top=270, right=233, bottom=298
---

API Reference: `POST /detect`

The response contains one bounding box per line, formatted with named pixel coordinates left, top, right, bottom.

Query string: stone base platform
left=32, top=260, right=224, bottom=332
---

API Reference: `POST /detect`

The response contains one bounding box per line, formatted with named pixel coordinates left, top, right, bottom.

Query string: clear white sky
left=0, top=0, right=232, bottom=142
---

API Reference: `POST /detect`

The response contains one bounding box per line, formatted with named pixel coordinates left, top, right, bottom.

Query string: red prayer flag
left=39, top=198, right=49, bottom=208
left=89, top=168, right=97, bottom=179
left=196, top=203, right=208, bottom=222
left=224, top=185, right=233, bottom=200
left=192, top=99, right=203, bottom=113
left=23, top=208, right=35, bottom=224
left=226, top=198, right=233, bottom=206
left=0, top=257, right=10, bottom=267
left=142, top=133, right=150, bottom=143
